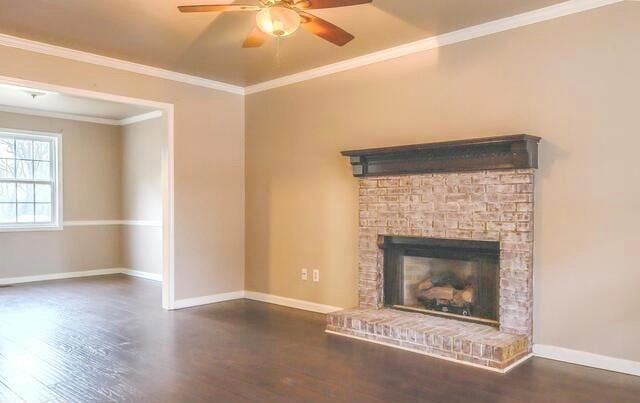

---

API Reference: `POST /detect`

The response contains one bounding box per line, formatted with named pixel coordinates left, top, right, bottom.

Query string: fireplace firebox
left=380, top=236, right=500, bottom=326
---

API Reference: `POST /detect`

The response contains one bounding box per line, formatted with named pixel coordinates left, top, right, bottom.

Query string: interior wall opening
left=0, top=76, right=174, bottom=309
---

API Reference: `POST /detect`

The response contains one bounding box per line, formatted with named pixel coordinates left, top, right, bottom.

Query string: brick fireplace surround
left=327, top=136, right=538, bottom=372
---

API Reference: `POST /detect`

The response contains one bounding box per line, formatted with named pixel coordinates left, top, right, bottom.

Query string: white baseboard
left=0, top=268, right=123, bottom=285
left=533, top=344, right=640, bottom=377
left=120, top=269, right=162, bottom=282
left=173, top=291, right=246, bottom=309
left=0, top=267, right=161, bottom=285
left=171, top=290, right=342, bottom=314
left=244, top=291, right=342, bottom=314
left=3, top=268, right=638, bottom=378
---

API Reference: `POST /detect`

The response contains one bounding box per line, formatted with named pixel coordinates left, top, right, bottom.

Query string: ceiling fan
left=178, top=0, right=372, bottom=48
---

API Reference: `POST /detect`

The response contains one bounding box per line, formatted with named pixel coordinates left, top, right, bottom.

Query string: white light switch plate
left=301, top=268, right=308, bottom=281
left=312, top=269, right=320, bottom=282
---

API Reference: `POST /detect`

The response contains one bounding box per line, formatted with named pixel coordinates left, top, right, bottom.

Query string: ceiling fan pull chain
left=276, top=36, right=282, bottom=68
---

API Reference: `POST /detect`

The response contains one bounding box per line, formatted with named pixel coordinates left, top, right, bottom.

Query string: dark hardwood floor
left=0, top=275, right=639, bottom=402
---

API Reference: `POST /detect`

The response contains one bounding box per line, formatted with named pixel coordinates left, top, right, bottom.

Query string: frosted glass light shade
left=256, top=6, right=300, bottom=37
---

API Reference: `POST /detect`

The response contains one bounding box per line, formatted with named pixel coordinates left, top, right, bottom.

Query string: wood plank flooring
left=0, top=275, right=639, bottom=402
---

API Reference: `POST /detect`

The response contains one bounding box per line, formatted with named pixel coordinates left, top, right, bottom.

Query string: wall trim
left=119, top=110, right=163, bottom=125
left=171, top=290, right=342, bottom=314
left=533, top=344, right=640, bottom=377
left=244, top=0, right=623, bottom=94
left=63, top=220, right=162, bottom=227
left=1, top=266, right=637, bottom=378
left=244, top=291, right=342, bottom=314
left=120, top=269, right=163, bottom=282
left=0, top=268, right=162, bottom=286
left=119, top=220, right=163, bottom=227
left=0, top=1, right=622, bottom=96
left=0, top=33, right=244, bottom=95
left=0, top=268, right=122, bottom=285
left=173, top=291, right=246, bottom=310
left=0, top=105, right=163, bottom=126
left=0, top=104, right=121, bottom=125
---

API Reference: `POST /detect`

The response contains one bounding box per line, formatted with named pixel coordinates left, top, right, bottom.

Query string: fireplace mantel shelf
left=341, top=134, right=541, bottom=177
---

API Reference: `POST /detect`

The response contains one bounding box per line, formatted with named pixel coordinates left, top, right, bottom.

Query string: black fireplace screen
left=380, top=236, right=500, bottom=325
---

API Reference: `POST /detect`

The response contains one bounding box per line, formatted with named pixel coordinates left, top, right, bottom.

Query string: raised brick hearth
left=327, top=167, right=536, bottom=371
left=327, top=308, right=529, bottom=370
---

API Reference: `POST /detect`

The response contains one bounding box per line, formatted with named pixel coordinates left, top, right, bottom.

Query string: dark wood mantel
left=341, top=134, right=541, bottom=177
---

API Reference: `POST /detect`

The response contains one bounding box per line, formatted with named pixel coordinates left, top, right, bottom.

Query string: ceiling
left=0, top=84, right=155, bottom=121
left=0, top=0, right=565, bottom=86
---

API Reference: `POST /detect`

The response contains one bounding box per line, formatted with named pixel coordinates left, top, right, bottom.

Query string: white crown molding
left=0, top=33, right=244, bottom=95
left=0, top=105, right=163, bottom=126
left=0, top=0, right=622, bottom=96
left=244, top=0, right=623, bottom=94
left=119, top=110, right=163, bottom=125
left=533, top=344, right=640, bottom=377
left=63, top=220, right=162, bottom=227
left=0, top=104, right=121, bottom=125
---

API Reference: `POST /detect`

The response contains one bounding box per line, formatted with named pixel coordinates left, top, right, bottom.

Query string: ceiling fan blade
left=294, top=0, right=372, bottom=9
left=299, top=12, right=354, bottom=46
left=243, top=27, right=268, bottom=48
left=178, top=4, right=261, bottom=13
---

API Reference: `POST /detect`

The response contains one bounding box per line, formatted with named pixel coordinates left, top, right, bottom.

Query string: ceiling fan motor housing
left=256, top=5, right=301, bottom=37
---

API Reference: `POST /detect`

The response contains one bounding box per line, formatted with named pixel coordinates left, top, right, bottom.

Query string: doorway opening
left=0, top=75, right=175, bottom=309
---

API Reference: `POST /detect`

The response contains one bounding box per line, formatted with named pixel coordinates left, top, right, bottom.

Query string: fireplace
left=327, top=135, right=540, bottom=371
left=381, top=236, right=499, bottom=326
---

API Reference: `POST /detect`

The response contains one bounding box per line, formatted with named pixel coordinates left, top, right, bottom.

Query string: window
left=0, top=130, right=61, bottom=231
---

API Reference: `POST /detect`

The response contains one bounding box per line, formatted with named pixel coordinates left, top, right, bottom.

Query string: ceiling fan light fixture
left=256, top=6, right=301, bottom=37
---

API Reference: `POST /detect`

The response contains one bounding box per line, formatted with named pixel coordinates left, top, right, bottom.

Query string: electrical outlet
left=312, top=269, right=320, bottom=282
left=301, top=268, right=308, bottom=281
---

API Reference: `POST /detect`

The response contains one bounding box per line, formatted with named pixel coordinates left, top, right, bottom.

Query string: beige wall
left=121, top=117, right=164, bottom=275
left=0, top=46, right=245, bottom=299
left=246, top=2, right=640, bottom=361
left=122, top=226, right=162, bottom=275
left=0, top=226, right=122, bottom=276
left=121, top=117, right=164, bottom=221
left=0, top=111, right=123, bottom=277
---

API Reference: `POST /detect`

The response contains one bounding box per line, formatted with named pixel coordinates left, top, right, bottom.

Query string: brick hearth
left=327, top=308, right=529, bottom=370
left=328, top=168, right=535, bottom=371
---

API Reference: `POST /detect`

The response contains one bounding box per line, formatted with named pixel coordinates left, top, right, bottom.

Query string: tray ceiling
left=0, top=0, right=565, bottom=86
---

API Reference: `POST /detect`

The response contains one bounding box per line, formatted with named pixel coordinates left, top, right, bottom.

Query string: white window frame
left=0, top=128, right=63, bottom=232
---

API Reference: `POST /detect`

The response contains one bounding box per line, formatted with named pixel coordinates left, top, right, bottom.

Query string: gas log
left=454, top=286, right=475, bottom=304
left=417, top=277, right=475, bottom=307
left=421, top=286, right=454, bottom=300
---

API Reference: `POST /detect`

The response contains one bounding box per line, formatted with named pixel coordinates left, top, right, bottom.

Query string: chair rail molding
left=63, top=220, right=162, bottom=227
